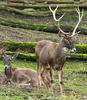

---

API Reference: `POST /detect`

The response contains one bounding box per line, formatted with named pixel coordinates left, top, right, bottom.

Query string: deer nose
left=71, top=48, right=76, bottom=52
left=4, top=65, right=9, bottom=69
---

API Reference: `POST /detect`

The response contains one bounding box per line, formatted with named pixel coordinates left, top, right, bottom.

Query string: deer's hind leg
left=58, top=69, right=64, bottom=95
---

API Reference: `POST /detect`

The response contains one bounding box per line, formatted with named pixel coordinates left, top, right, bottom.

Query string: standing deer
left=2, top=51, right=42, bottom=86
left=35, top=6, right=83, bottom=94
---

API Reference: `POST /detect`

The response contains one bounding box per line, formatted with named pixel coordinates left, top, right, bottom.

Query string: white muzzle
left=71, top=48, right=76, bottom=52
left=4, top=65, right=10, bottom=69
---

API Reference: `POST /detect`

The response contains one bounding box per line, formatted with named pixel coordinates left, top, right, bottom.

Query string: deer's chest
left=49, top=54, right=66, bottom=70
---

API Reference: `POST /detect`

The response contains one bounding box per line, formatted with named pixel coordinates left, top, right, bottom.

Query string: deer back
left=35, top=40, right=52, bottom=57
left=12, top=68, right=38, bottom=85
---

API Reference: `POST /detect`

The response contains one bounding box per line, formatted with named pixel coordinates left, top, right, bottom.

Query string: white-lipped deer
left=2, top=51, right=44, bottom=86
left=35, top=6, right=83, bottom=95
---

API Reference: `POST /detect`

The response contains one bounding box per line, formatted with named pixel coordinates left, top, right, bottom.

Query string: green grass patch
left=0, top=60, right=87, bottom=99
left=0, top=51, right=87, bottom=61
left=67, top=53, right=87, bottom=60
left=75, top=44, right=87, bottom=53
left=6, top=51, right=36, bottom=61
left=1, top=41, right=87, bottom=53
left=0, top=59, right=37, bottom=72
left=1, top=41, right=37, bottom=52
left=9, top=7, right=74, bottom=16
left=0, top=15, right=87, bottom=34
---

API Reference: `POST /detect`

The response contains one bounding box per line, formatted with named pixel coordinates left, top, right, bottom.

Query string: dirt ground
left=0, top=25, right=87, bottom=44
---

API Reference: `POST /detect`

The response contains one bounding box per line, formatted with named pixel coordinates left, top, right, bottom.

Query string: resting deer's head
left=2, top=51, right=18, bottom=70
left=49, top=5, right=83, bottom=52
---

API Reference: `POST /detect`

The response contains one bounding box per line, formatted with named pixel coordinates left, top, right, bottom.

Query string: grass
left=0, top=0, right=86, bottom=99
left=0, top=59, right=87, bottom=100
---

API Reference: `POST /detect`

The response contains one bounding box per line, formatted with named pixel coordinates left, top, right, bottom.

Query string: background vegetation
left=0, top=60, right=87, bottom=100
left=0, top=0, right=87, bottom=100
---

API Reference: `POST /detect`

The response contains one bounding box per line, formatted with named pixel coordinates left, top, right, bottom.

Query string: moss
left=1, top=41, right=37, bottom=52
left=75, top=44, right=87, bottom=53
left=5, top=51, right=36, bottom=61
left=67, top=53, right=87, bottom=60
left=2, top=7, right=75, bottom=17
left=2, top=51, right=87, bottom=61
left=0, top=16, right=87, bottom=35
left=7, top=2, right=87, bottom=10
left=1, top=41, right=87, bottom=54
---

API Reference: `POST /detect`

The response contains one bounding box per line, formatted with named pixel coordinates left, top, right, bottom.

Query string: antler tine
left=57, top=13, right=70, bottom=36
left=49, top=5, right=69, bottom=36
left=57, top=22, right=69, bottom=36
left=49, top=5, right=66, bottom=22
left=71, top=7, right=83, bottom=37
left=49, top=5, right=59, bottom=22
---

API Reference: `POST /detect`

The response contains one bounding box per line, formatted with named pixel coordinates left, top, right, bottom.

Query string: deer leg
left=37, top=60, right=42, bottom=90
left=49, top=67, right=54, bottom=92
left=41, top=68, right=49, bottom=91
left=37, top=66, right=41, bottom=89
left=58, top=70, right=64, bottom=95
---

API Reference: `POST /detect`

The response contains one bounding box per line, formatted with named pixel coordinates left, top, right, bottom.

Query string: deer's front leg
left=37, top=65, right=42, bottom=89
left=5, top=78, right=11, bottom=85
left=37, top=59, right=42, bottom=90
left=58, top=70, right=64, bottom=95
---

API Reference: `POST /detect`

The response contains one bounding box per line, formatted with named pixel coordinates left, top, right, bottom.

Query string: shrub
left=1, top=41, right=87, bottom=54
left=0, top=16, right=87, bottom=35
left=75, top=44, right=87, bottom=54
left=1, top=41, right=37, bottom=53
left=67, top=53, right=87, bottom=60
left=5, top=51, right=87, bottom=61
left=5, top=51, right=36, bottom=61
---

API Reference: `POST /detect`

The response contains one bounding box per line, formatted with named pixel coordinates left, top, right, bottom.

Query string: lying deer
left=35, top=6, right=83, bottom=94
left=2, top=51, right=43, bottom=86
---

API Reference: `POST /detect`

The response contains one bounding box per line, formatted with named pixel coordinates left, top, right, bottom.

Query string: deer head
left=2, top=51, right=18, bottom=70
left=49, top=5, right=83, bottom=52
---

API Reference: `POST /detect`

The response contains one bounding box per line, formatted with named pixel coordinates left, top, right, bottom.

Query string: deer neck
left=5, top=65, right=13, bottom=79
left=55, top=40, right=67, bottom=56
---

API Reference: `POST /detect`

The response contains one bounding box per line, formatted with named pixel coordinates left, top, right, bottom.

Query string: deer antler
left=49, top=5, right=69, bottom=37
left=49, top=6, right=83, bottom=37
left=0, top=42, right=8, bottom=55
left=71, top=7, right=83, bottom=37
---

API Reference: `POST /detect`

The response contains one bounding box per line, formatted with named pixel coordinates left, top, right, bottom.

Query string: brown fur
left=35, top=38, right=75, bottom=94
left=2, top=52, right=50, bottom=87
left=11, top=68, right=39, bottom=86
left=5, top=66, right=39, bottom=86
left=35, top=6, right=83, bottom=95
left=2, top=52, right=41, bottom=86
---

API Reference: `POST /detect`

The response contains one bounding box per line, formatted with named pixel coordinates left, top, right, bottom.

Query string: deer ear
left=1, top=50, right=6, bottom=57
left=11, top=53, right=18, bottom=59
